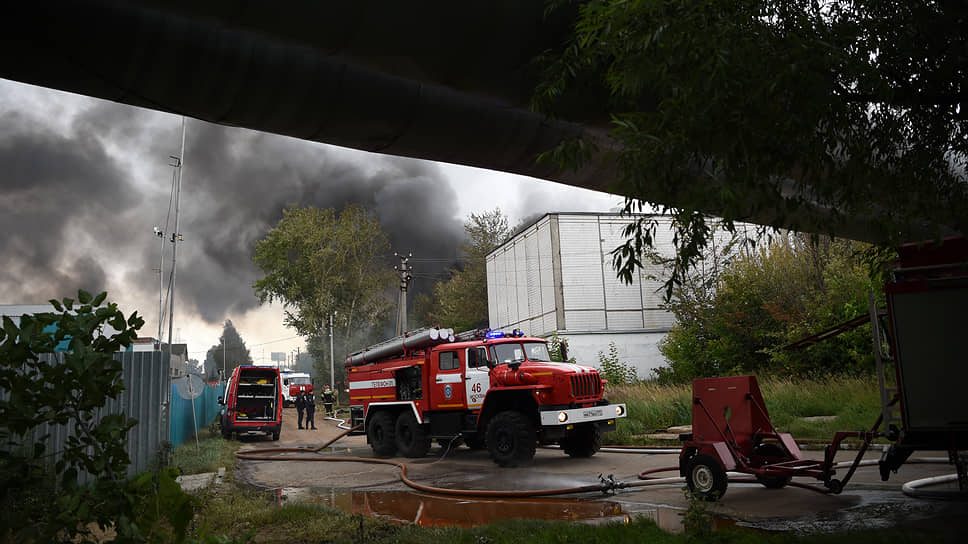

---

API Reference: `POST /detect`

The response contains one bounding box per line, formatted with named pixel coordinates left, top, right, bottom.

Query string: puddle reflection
left=280, top=488, right=630, bottom=528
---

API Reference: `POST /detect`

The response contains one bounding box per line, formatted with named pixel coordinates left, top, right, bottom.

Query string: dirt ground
left=233, top=407, right=968, bottom=533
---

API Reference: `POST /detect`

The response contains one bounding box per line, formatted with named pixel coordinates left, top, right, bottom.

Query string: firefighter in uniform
left=295, top=391, right=306, bottom=429
left=322, top=386, right=335, bottom=417
left=304, top=390, right=317, bottom=430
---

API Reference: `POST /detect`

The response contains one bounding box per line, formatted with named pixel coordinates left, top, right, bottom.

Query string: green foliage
left=535, top=0, right=968, bottom=294
left=597, top=342, right=637, bottom=386
left=655, top=235, right=885, bottom=383
left=546, top=332, right=575, bottom=363
left=0, top=291, right=200, bottom=542
left=253, top=204, right=394, bottom=338
left=682, top=490, right=715, bottom=540
left=416, top=209, right=511, bottom=332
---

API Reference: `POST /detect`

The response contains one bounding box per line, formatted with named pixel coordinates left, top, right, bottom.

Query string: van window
left=439, top=351, right=458, bottom=371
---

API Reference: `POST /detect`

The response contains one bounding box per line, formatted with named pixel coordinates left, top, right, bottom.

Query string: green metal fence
left=170, top=380, right=225, bottom=447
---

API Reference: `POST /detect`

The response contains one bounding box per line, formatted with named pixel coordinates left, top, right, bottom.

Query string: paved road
left=235, top=408, right=968, bottom=533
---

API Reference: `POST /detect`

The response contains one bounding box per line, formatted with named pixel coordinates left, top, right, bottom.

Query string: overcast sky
left=0, top=78, right=622, bottom=364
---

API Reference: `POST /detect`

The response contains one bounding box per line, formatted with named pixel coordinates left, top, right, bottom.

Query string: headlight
left=558, top=411, right=568, bottom=423
left=615, top=405, right=625, bottom=417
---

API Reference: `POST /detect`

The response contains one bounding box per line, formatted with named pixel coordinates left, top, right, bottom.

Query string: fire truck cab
left=347, top=328, right=626, bottom=466
left=281, top=371, right=314, bottom=407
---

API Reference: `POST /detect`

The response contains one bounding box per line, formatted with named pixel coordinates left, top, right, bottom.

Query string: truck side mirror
left=560, top=343, right=568, bottom=362
left=467, top=349, right=478, bottom=367
left=486, top=358, right=497, bottom=369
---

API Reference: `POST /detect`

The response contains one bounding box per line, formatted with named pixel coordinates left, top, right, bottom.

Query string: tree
left=655, top=235, right=884, bottom=383
left=253, top=204, right=395, bottom=342
left=205, top=319, right=252, bottom=379
left=0, top=291, right=194, bottom=542
left=417, top=209, right=511, bottom=332
left=535, top=0, right=968, bottom=294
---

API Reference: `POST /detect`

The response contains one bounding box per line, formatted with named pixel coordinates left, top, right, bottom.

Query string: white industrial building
left=485, top=213, right=740, bottom=378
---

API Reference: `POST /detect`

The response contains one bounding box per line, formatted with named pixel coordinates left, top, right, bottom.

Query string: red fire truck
left=346, top=328, right=627, bottom=466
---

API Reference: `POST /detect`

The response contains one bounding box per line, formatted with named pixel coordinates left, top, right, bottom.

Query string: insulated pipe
left=346, top=328, right=450, bottom=366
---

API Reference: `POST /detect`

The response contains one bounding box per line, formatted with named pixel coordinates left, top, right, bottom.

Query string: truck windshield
left=290, top=377, right=311, bottom=385
left=490, top=342, right=552, bottom=364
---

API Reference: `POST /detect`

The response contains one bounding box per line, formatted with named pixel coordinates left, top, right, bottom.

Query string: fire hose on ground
left=234, top=422, right=960, bottom=500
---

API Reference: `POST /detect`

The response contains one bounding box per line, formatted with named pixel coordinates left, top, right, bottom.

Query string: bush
left=597, top=342, right=638, bottom=385
left=0, top=291, right=196, bottom=542
left=656, top=235, right=887, bottom=383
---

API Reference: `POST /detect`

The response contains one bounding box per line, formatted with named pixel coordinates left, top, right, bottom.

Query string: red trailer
left=679, top=236, right=968, bottom=500
left=678, top=375, right=876, bottom=499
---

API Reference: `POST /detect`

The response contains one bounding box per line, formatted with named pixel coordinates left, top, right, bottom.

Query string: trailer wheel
left=826, top=478, right=843, bottom=494
left=367, top=411, right=397, bottom=457
left=753, top=443, right=791, bottom=489
left=686, top=454, right=728, bottom=500
left=486, top=411, right=536, bottom=467
left=395, top=411, right=431, bottom=458
left=561, top=423, right=602, bottom=458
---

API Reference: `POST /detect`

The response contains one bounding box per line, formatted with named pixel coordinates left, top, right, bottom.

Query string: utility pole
left=394, top=252, right=413, bottom=336
left=329, top=312, right=335, bottom=390
left=167, top=117, right=187, bottom=351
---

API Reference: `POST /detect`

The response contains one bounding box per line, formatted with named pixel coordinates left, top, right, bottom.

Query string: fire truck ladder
left=868, top=292, right=902, bottom=441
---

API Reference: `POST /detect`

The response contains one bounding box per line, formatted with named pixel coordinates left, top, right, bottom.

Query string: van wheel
left=486, top=411, right=536, bottom=467
left=561, top=423, right=602, bottom=458
left=395, top=411, right=431, bottom=458
left=367, top=411, right=397, bottom=457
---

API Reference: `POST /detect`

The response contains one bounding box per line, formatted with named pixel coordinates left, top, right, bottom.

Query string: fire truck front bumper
left=539, top=403, right=627, bottom=428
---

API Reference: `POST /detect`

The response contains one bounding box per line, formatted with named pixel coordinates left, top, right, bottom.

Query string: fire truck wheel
left=685, top=454, right=728, bottom=500
left=367, top=411, right=398, bottom=457
left=271, top=431, right=280, bottom=441
left=395, top=411, right=431, bottom=458
left=561, top=424, right=602, bottom=458
left=221, top=428, right=231, bottom=440
left=486, top=411, right=537, bottom=467
left=753, top=443, right=791, bottom=489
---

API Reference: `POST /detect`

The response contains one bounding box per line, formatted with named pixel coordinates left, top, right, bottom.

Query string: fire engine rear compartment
left=234, top=369, right=279, bottom=422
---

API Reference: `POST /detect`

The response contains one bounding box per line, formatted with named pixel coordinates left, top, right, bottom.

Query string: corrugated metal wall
left=1, top=351, right=170, bottom=484
left=486, top=213, right=681, bottom=334
left=487, top=215, right=559, bottom=336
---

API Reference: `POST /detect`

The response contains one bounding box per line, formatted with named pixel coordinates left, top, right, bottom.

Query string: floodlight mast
left=167, top=117, right=186, bottom=350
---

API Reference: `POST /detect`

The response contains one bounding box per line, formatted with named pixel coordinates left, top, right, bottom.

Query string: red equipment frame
left=679, top=375, right=879, bottom=499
